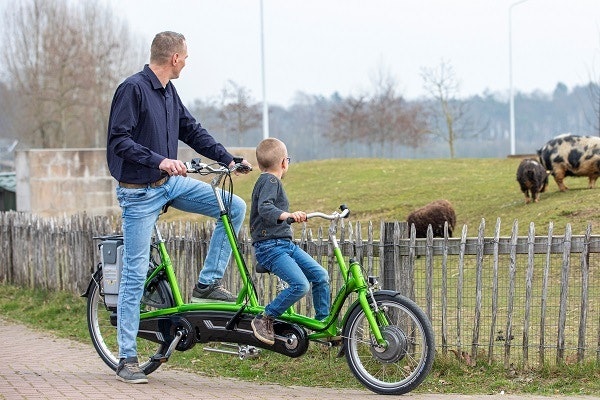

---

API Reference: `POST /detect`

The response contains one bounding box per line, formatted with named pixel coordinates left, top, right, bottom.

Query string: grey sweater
left=250, top=173, right=292, bottom=243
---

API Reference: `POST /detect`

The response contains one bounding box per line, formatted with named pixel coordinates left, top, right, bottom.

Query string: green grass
left=173, top=157, right=599, bottom=236
left=3, top=157, right=600, bottom=395
left=1, top=284, right=599, bottom=395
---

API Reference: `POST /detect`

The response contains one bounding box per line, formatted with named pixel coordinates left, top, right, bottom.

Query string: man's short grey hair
left=150, top=31, right=186, bottom=65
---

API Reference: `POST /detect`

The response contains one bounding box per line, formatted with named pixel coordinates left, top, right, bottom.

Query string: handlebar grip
left=236, top=164, right=252, bottom=173
left=285, top=217, right=295, bottom=224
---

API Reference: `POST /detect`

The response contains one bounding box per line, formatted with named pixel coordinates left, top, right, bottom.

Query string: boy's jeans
left=254, top=238, right=330, bottom=320
left=115, top=175, right=245, bottom=359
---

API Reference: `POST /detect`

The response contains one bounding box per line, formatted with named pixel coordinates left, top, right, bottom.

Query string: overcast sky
left=109, top=0, right=599, bottom=106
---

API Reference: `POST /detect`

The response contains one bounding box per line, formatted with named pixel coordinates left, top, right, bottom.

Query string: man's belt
left=118, top=176, right=169, bottom=189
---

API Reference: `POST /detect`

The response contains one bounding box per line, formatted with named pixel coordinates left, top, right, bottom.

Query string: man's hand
left=159, top=158, right=187, bottom=177
left=229, top=159, right=253, bottom=175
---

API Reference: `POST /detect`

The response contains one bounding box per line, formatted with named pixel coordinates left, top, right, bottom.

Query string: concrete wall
left=15, top=146, right=256, bottom=216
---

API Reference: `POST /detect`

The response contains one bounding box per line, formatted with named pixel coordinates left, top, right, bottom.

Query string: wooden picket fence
left=1, top=211, right=599, bottom=368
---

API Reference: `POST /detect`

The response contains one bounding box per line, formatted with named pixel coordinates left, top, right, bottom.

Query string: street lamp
left=260, top=0, right=269, bottom=139
left=509, top=0, right=531, bottom=155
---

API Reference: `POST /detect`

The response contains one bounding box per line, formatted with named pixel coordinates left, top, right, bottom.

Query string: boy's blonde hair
left=256, top=138, right=286, bottom=171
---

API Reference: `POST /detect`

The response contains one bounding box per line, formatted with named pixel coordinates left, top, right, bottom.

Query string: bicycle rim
left=344, top=294, right=435, bottom=395
left=86, top=272, right=168, bottom=375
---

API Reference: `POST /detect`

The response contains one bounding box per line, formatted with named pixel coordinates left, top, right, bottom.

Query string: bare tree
left=368, top=68, right=428, bottom=156
left=421, top=59, right=478, bottom=158
left=328, top=94, right=369, bottom=142
left=0, top=0, right=145, bottom=148
left=217, top=80, right=261, bottom=146
left=326, top=67, right=428, bottom=157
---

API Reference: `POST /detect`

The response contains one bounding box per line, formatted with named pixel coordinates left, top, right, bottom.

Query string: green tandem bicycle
left=82, top=158, right=435, bottom=395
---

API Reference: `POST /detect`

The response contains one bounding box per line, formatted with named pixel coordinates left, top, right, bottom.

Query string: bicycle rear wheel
left=86, top=270, right=173, bottom=375
left=343, top=292, right=435, bottom=395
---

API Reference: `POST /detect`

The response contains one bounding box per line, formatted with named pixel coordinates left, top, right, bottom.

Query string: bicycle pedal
left=150, top=353, right=168, bottom=363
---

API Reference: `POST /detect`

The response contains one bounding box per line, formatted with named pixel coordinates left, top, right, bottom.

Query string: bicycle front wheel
left=343, top=292, right=435, bottom=395
left=86, top=270, right=171, bottom=375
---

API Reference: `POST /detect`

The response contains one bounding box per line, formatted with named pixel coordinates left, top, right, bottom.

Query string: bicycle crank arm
left=150, top=329, right=186, bottom=364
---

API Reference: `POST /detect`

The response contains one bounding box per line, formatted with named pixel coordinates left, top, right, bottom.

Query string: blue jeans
left=253, top=239, right=330, bottom=320
left=115, top=175, right=246, bottom=359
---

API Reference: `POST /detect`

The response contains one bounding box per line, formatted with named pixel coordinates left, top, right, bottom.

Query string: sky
left=41, top=1, right=600, bottom=107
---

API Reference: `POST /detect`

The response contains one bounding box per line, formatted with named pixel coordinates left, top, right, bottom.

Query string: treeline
left=194, top=82, right=600, bottom=161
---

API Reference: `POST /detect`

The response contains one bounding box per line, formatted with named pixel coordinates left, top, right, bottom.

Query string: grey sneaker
left=191, top=279, right=236, bottom=302
left=116, top=357, right=148, bottom=384
left=251, top=313, right=275, bottom=345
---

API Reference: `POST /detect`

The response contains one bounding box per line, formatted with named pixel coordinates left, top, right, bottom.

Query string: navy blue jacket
left=107, top=65, right=233, bottom=184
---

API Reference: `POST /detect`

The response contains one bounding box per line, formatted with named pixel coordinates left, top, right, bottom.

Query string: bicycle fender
left=81, top=265, right=102, bottom=298
left=340, top=290, right=399, bottom=328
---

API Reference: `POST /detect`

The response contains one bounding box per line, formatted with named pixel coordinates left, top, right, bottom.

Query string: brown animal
left=406, top=199, right=456, bottom=238
left=537, top=134, right=600, bottom=191
left=516, top=158, right=548, bottom=203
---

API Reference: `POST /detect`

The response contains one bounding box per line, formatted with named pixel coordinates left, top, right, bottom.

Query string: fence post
left=381, top=222, right=396, bottom=290
left=381, top=221, right=411, bottom=296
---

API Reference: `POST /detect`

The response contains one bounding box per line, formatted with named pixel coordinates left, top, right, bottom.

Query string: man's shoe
left=251, top=313, right=275, bottom=345
left=116, top=357, right=148, bottom=384
left=191, top=279, right=236, bottom=302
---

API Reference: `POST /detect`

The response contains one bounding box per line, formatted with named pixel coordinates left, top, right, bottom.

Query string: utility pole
left=260, top=0, right=269, bottom=139
left=508, top=0, right=531, bottom=155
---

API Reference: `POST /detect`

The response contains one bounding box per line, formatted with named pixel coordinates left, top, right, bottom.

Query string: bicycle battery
left=100, top=238, right=124, bottom=308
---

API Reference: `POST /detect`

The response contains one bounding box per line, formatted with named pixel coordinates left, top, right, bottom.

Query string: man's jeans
left=115, top=175, right=245, bottom=359
left=253, top=239, right=330, bottom=320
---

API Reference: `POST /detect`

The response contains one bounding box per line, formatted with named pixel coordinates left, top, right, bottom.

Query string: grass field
left=166, top=157, right=600, bottom=236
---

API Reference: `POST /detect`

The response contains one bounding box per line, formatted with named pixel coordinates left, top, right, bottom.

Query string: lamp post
left=260, top=0, right=269, bottom=139
left=509, top=0, right=530, bottom=155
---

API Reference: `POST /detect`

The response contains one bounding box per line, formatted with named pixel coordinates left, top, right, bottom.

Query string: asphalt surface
left=1, top=318, right=599, bottom=400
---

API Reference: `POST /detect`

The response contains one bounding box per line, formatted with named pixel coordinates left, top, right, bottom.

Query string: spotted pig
left=537, top=134, right=600, bottom=192
left=516, top=158, right=548, bottom=203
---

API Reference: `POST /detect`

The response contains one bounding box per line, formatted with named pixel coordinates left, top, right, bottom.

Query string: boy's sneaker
left=116, top=357, right=148, bottom=384
left=251, top=313, right=275, bottom=345
left=191, top=279, right=235, bottom=302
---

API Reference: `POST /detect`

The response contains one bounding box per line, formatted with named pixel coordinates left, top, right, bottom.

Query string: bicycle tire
left=342, top=292, right=435, bottom=395
left=86, top=269, right=173, bottom=375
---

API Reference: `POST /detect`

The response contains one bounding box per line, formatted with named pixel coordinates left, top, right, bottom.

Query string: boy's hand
left=286, top=211, right=307, bottom=223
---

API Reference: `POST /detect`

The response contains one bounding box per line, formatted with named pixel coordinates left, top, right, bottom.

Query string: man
left=107, top=31, right=251, bottom=384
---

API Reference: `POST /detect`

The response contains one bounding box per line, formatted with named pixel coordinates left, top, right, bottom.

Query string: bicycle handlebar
left=285, top=205, right=350, bottom=224
left=184, top=157, right=252, bottom=175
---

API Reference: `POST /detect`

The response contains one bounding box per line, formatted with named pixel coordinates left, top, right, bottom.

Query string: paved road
left=0, top=319, right=598, bottom=400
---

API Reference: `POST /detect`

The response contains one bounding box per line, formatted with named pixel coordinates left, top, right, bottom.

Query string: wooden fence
left=1, top=211, right=599, bottom=368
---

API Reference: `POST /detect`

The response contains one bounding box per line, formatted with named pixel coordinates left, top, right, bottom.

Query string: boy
left=249, top=138, right=331, bottom=345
